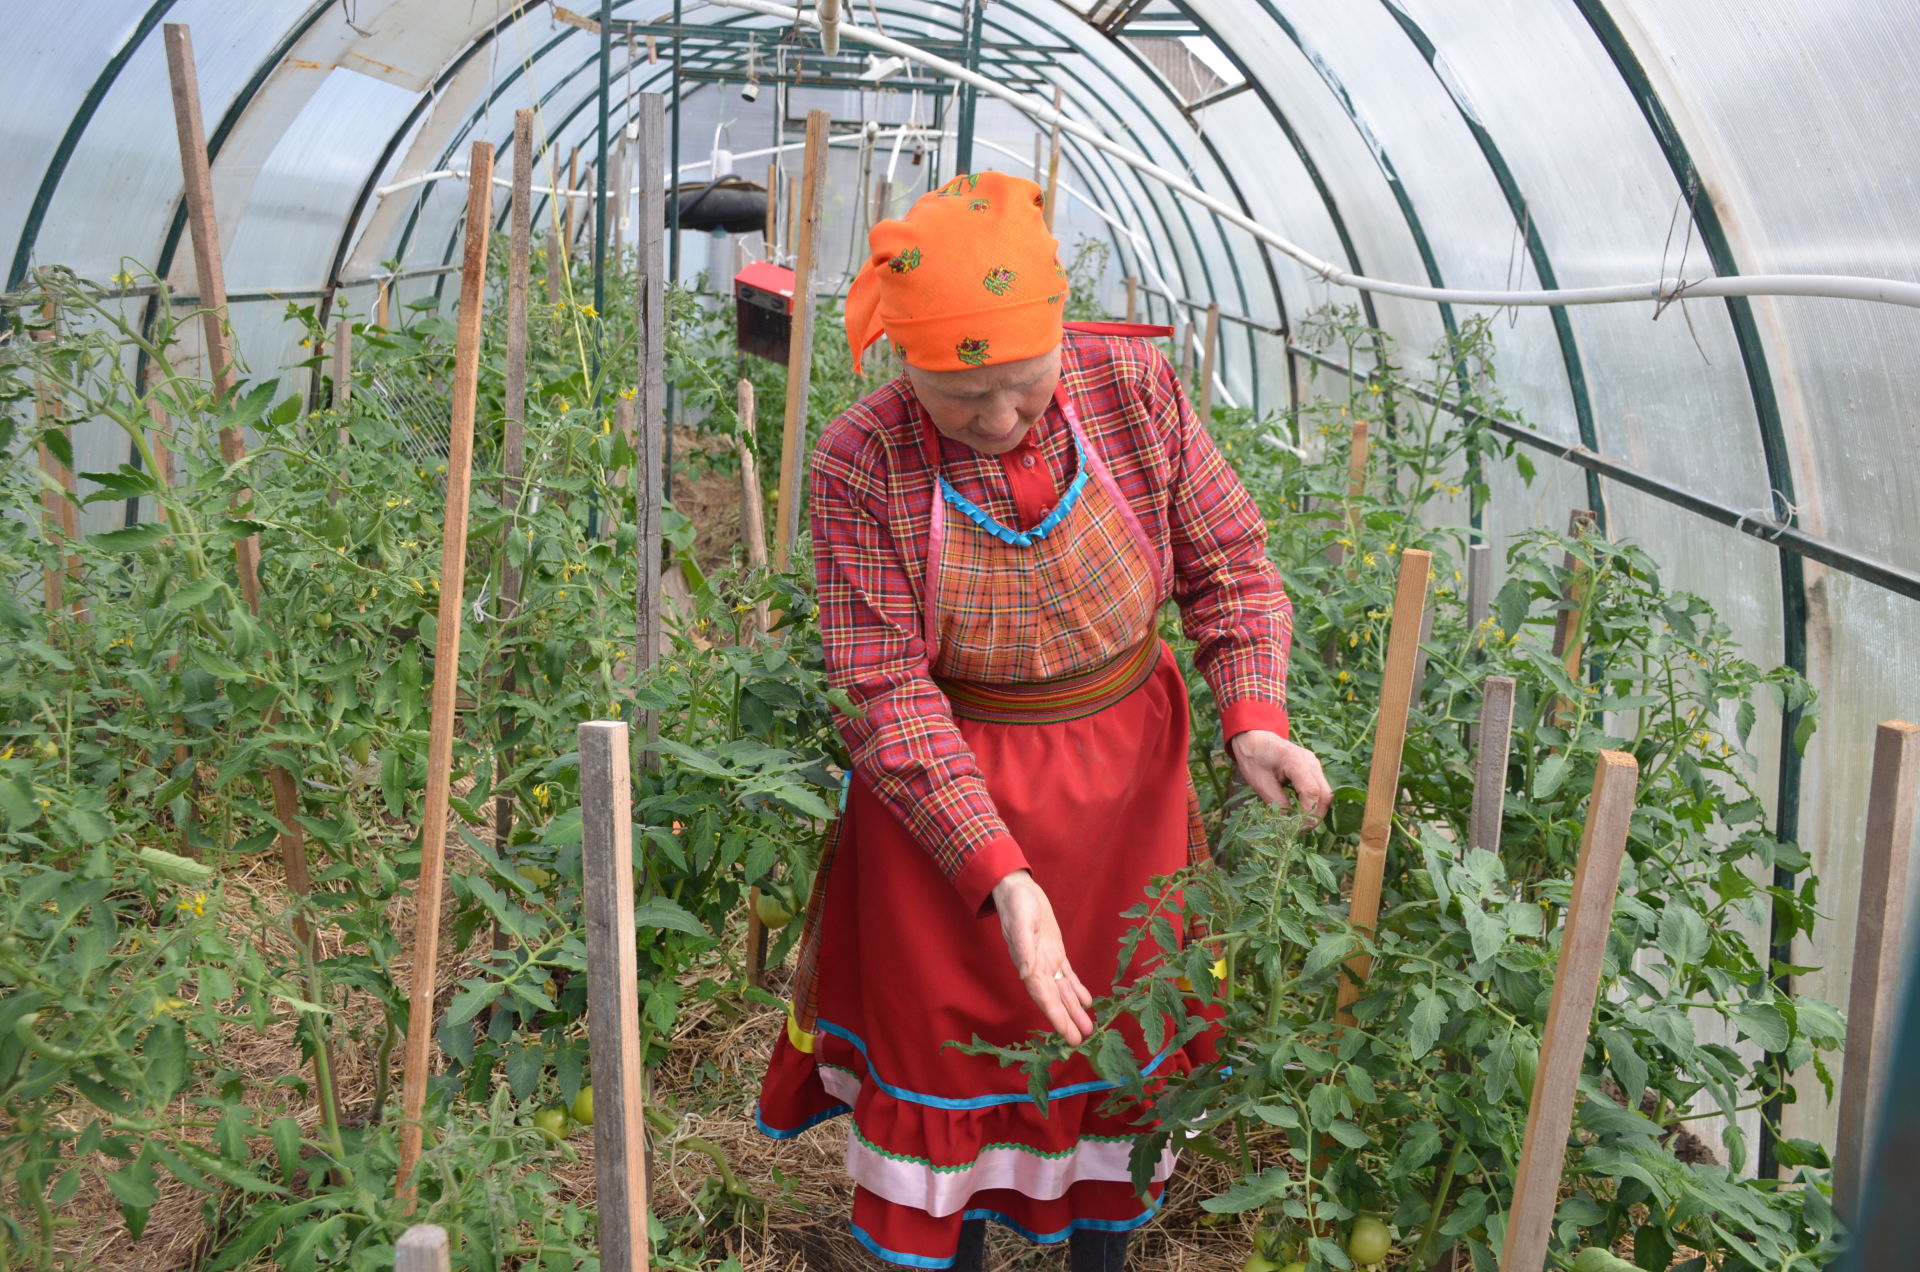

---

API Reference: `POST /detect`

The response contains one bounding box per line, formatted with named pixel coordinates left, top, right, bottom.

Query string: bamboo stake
left=1043, top=84, right=1064, bottom=232
left=1336, top=548, right=1431, bottom=1023
left=580, top=722, right=653, bottom=1272
left=396, top=140, right=495, bottom=1202
left=634, top=94, right=667, bottom=752
left=1501, top=751, right=1640, bottom=1272
left=774, top=111, right=830, bottom=570
left=1834, top=720, right=1920, bottom=1221
left=395, top=1225, right=451, bottom=1272
left=1196, top=301, right=1221, bottom=423
left=165, top=23, right=262, bottom=611
left=1468, top=676, right=1516, bottom=854
left=30, top=307, right=80, bottom=618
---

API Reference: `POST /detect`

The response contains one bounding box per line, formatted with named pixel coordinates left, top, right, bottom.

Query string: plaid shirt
left=808, top=331, right=1292, bottom=912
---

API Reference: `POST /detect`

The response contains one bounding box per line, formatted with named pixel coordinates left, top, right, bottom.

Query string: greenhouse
left=1, top=0, right=1916, bottom=1268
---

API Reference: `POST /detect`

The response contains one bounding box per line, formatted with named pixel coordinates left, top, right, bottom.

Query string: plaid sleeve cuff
left=1220, top=699, right=1290, bottom=745
left=952, top=833, right=1031, bottom=918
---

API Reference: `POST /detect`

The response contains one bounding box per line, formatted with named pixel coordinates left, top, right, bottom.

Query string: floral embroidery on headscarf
left=936, top=174, right=981, bottom=197
left=983, top=268, right=1016, bottom=296
left=956, top=338, right=991, bottom=366
left=889, top=247, right=922, bottom=274
left=969, top=199, right=989, bottom=211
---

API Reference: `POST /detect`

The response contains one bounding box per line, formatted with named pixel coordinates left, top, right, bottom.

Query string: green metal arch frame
left=388, top=17, right=1162, bottom=298
left=6, top=0, right=178, bottom=297
left=1570, top=0, right=1809, bottom=1180
left=397, top=0, right=1246, bottom=352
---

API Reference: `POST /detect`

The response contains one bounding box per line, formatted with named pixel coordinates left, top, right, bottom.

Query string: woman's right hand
left=990, top=869, right=1096, bottom=1046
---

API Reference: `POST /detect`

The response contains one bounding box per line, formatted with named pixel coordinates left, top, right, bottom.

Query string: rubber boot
left=950, top=1217, right=988, bottom=1271
left=1068, top=1228, right=1131, bottom=1272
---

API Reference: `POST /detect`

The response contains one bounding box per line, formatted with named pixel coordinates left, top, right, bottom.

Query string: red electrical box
left=735, top=261, right=795, bottom=363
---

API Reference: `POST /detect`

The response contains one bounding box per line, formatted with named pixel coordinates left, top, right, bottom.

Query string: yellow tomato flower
left=1362, top=552, right=1378, bottom=567
left=176, top=892, right=207, bottom=918
left=1337, top=670, right=1352, bottom=683
left=579, top=303, right=598, bottom=318
left=1210, top=957, right=1228, bottom=981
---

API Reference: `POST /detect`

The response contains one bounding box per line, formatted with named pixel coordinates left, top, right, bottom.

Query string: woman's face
left=906, top=346, right=1062, bottom=456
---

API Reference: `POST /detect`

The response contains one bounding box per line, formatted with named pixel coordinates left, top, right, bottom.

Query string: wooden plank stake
left=1501, top=751, right=1640, bottom=1272
left=165, top=22, right=262, bottom=612
left=1044, top=85, right=1065, bottom=231
left=1834, top=719, right=1920, bottom=1221
left=1336, top=548, right=1431, bottom=1022
left=1178, top=317, right=1194, bottom=384
left=1550, top=508, right=1599, bottom=726
left=765, top=161, right=779, bottom=250
left=787, top=176, right=801, bottom=267
left=1344, top=553, right=1436, bottom=1022
left=395, top=1225, right=452, bottom=1272
left=738, top=378, right=773, bottom=986
left=1196, top=301, right=1221, bottom=423
left=1124, top=274, right=1138, bottom=324
left=167, top=10, right=341, bottom=1157
left=1468, top=676, right=1516, bottom=854
left=634, top=95, right=668, bottom=753
left=1324, top=420, right=1369, bottom=570
left=376, top=278, right=391, bottom=330
left=30, top=305, right=81, bottom=618
left=564, top=146, right=580, bottom=254
left=396, top=140, right=495, bottom=1202
left=609, top=141, right=625, bottom=263
left=580, top=721, right=653, bottom=1272
left=491, top=109, right=536, bottom=941
left=871, top=176, right=892, bottom=232
left=774, top=110, right=830, bottom=570
left=1466, top=540, right=1491, bottom=640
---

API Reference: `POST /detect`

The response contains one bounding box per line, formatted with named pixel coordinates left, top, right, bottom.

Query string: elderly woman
left=757, top=171, right=1330, bottom=1270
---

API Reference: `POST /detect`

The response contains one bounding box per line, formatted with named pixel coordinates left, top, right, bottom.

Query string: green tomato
left=571, top=1084, right=595, bottom=1128
left=1347, top=1216, right=1392, bottom=1268
left=532, top=1107, right=570, bottom=1143
left=1278, top=1264, right=1306, bottom=1272
left=516, top=865, right=557, bottom=890
left=754, top=891, right=795, bottom=930
left=1242, top=1255, right=1281, bottom=1272
left=1572, top=1248, right=1637, bottom=1272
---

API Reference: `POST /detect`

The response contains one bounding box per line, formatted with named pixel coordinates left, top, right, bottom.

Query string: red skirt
left=757, top=642, right=1220, bottom=1267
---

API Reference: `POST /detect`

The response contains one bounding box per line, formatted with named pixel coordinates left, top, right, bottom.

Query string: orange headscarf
left=845, top=171, right=1066, bottom=374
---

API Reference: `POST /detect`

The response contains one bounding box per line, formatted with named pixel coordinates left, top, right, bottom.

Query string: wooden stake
left=634, top=95, right=668, bottom=750
left=1501, top=751, right=1640, bottom=1272
left=609, top=142, right=625, bottom=263
left=1336, top=548, right=1431, bottom=1022
left=738, top=377, right=773, bottom=986
left=1178, top=317, right=1194, bottom=384
left=395, top=1225, right=451, bottom=1272
left=491, top=110, right=536, bottom=911
left=1196, top=301, right=1221, bottom=423
left=376, top=278, right=391, bottom=330
left=564, top=146, right=580, bottom=255
left=1325, top=418, right=1371, bottom=571
left=1835, top=720, right=1920, bottom=1221
left=1044, top=84, right=1064, bottom=232
left=1468, top=676, right=1516, bottom=854
left=1124, top=274, right=1138, bottom=324
left=765, top=161, right=779, bottom=250
left=580, top=721, right=653, bottom=1272
left=167, top=12, right=340, bottom=1157
left=396, top=140, right=495, bottom=1201
left=1466, top=540, right=1491, bottom=640
left=548, top=147, right=567, bottom=310
left=30, top=307, right=80, bottom=618
left=165, top=22, right=261, bottom=612
left=1550, top=508, right=1599, bottom=726
left=774, top=111, right=830, bottom=570
left=871, top=176, right=892, bottom=234
left=787, top=176, right=801, bottom=267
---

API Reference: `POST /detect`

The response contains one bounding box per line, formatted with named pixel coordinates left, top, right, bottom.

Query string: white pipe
left=707, top=0, right=1920, bottom=312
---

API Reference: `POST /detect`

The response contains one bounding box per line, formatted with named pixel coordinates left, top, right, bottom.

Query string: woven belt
left=936, top=635, right=1160, bottom=725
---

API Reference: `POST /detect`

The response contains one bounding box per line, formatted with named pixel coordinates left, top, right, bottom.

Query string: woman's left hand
left=1230, top=730, right=1333, bottom=823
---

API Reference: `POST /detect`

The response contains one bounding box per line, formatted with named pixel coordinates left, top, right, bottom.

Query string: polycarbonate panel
left=1789, top=572, right=1920, bottom=1149
left=1397, top=0, right=1771, bottom=513
left=1183, top=0, right=1448, bottom=392
left=1258, top=0, right=1583, bottom=472
left=1609, top=0, right=1920, bottom=568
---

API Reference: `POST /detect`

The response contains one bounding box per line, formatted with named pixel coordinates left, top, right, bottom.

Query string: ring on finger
left=1052, top=970, right=1066, bottom=981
